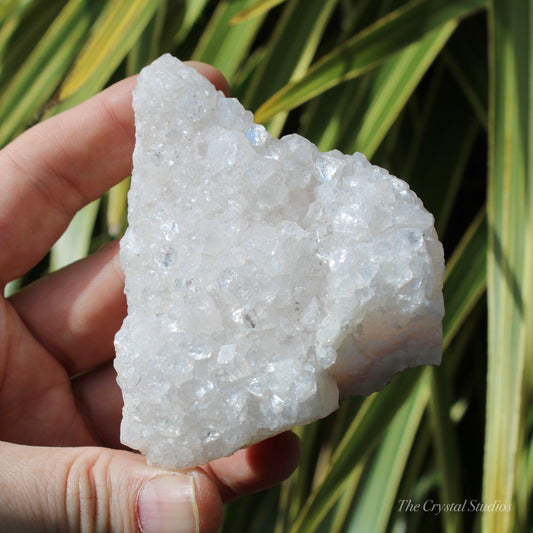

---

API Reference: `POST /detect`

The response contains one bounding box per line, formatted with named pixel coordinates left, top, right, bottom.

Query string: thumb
left=0, top=441, right=222, bottom=533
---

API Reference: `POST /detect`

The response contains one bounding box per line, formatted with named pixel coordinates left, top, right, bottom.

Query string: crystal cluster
left=114, top=54, right=445, bottom=470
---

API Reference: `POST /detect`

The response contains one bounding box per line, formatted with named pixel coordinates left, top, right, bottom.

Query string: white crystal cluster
left=114, top=54, right=445, bottom=469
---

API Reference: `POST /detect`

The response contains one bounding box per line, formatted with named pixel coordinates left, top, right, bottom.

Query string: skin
left=0, top=62, right=300, bottom=532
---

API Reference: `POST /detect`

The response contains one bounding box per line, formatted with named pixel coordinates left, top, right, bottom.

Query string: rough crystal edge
left=115, top=53, right=445, bottom=469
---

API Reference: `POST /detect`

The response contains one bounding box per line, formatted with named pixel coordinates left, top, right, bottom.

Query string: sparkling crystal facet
left=114, top=54, right=445, bottom=470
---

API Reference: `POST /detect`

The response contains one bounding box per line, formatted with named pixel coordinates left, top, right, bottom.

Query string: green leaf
left=126, top=0, right=167, bottom=72
left=397, top=57, right=482, bottom=237
left=244, top=0, right=338, bottom=110
left=443, top=14, right=488, bottom=129
left=391, top=424, right=433, bottom=533
left=49, top=199, right=100, bottom=271
left=428, top=366, right=463, bottom=533
left=344, top=377, right=429, bottom=533
left=3, top=278, right=22, bottom=298
left=327, top=465, right=362, bottom=533
left=255, top=0, right=486, bottom=123
left=54, top=0, right=163, bottom=109
left=347, top=22, right=457, bottom=157
left=173, top=0, right=211, bottom=44
left=0, top=10, right=22, bottom=72
left=299, top=74, right=374, bottom=152
left=243, top=0, right=338, bottom=136
left=0, top=0, right=100, bottom=146
left=484, top=1, right=532, bottom=531
left=191, top=0, right=265, bottom=81
left=0, top=0, right=32, bottom=23
left=283, top=421, right=324, bottom=529
left=230, top=0, right=288, bottom=25
left=442, top=209, right=487, bottom=351
left=106, top=177, right=130, bottom=238
left=0, top=0, right=63, bottom=92
left=289, top=367, right=422, bottom=533
left=222, top=489, right=280, bottom=533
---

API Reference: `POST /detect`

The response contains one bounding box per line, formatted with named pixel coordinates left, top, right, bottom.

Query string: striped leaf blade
left=48, top=0, right=163, bottom=271
left=348, top=22, right=456, bottom=157
left=243, top=0, right=338, bottom=110
left=255, top=0, right=486, bottom=123
left=243, top=0, right=338, bottom=136
left=442, top=210, right=487, bottom=350
left=0, top=0, right=100, bottom=146
left=484, top=0, right=532, bottom=531
left=289, top=368, right=423, bottom=533
left=49, top=200, right=100, bottom=271
left=173, top=0, right=211, bottom=44
left=0, top=0, right=32, bottom=23
left=343, top=377, right=429, bottom=533
left=230, top=0, right=288, bottom=25
left=428, top=365, right=464, bottom=533
left=0, top=0, right=63, bottom=93
left=55, top=0, right=163, bottom=108
left=191, top=0, right=265, bottom=81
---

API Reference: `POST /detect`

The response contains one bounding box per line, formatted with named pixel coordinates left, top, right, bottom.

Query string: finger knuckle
left=62, top=448, right=133, bottom=533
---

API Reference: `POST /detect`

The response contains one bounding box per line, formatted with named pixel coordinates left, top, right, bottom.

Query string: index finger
left=0, top=62, right=229, bottom=286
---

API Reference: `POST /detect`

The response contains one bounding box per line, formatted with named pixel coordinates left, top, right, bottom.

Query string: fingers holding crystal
left=71, top=361, right=124, bottom=448
left=9, top=240, right=126, bottom=375
left=199, top=431, right=301, bottom=502
left=0, top=77, right=137, bottom=286
left=0, top=61, right=229, bottom=286
left=186, top=61, right=230, bottom=97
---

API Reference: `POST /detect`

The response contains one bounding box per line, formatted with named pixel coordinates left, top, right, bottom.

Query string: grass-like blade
left=347, top=22, right=456, bottom=157
left=343, top=377, right=429, bottom=533
left=289, top=367, right=422, bottom=533
left=443, top=15, right=488, bottom=129
left=442, top=209, right=487, bottom=351
left=244, top=0, right=337, bottom=110
left=0, top=0, right=100, bottom=146
left=48, top=0, right=163, bottom=272
left=54, top=0, right=163, bottom=110
left=49, top=199, right=100, bottom=271
left=428, top=365, right=464, bottom=533
left=173, top=0, right=211, bottom=44
left=244, top=0, right=337, bottom=136
left=328, top=466, right=361, bottom=533
left=125, top=0, right=166, bottom=73
left=0, top=0, right=63, bottom=94
left=191, top=0, right=265, bottom=81
left=106, top=178, right=129, bottom=239
left=400, top=76, right=481, bottom=238
left=484, top=1, right=532, bottom=531
left=299, top=75, right=374, bottom=153
left=255, top=0, right=486, bottom=122
left=0, top=10, right=22, bottom=70
left=230, top=0, right=287, bottom=25
left=0, top=0, right=31, bottom=23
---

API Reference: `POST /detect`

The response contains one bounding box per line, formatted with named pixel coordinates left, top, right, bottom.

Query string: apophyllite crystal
left=114, top=54, right=445, bottom=470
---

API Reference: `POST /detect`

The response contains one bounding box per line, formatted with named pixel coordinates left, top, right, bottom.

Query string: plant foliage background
left=1, top=0, right=531, bottom=532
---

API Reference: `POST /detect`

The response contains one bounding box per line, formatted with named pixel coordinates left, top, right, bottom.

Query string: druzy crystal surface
left=114, top=54, right=445, bottom=469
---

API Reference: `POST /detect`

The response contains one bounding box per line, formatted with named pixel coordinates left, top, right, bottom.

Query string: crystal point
left=114, top=54, right=445, bottom=469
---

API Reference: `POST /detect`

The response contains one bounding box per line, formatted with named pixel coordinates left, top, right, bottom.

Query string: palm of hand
left=0, top=242, right=124, bottom=448
left=0, top=74, right=135, bottom=449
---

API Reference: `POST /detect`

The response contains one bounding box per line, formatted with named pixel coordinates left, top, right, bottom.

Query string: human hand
left=0, top=62, right=300, bottom=533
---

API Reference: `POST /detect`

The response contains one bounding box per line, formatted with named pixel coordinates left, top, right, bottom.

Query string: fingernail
left=138, top=474, right=199, bottom=533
